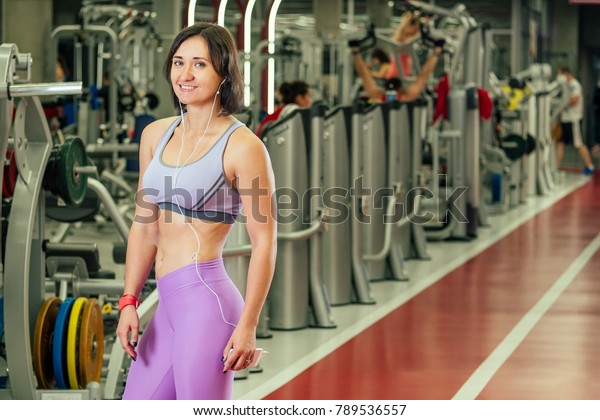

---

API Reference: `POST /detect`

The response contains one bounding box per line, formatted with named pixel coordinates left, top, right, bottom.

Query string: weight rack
left=0, top=42, right=104, bottom=399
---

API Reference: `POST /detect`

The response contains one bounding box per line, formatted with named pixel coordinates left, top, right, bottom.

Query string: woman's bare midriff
left=153, top=210, right=233, bottom=280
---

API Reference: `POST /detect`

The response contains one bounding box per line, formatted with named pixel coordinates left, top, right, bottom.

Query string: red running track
left=265, top=173, right=600, bottom=400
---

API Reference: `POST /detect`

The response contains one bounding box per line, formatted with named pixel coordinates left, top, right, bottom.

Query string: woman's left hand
left=222, top=323, right=256, bottom=372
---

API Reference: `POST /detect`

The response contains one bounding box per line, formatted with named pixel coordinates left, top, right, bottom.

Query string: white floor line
left=453, top=232, right=600, bottom=400
left=234, top=175, right=590, bottom=400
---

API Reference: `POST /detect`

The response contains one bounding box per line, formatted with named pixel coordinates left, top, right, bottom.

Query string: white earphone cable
left=173, top=81, right=236, bottom=328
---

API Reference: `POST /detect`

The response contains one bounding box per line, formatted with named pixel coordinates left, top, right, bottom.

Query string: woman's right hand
left=116, top=306, right=140, bottom=361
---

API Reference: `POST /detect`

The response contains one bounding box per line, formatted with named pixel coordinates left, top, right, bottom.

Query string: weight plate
left=33, top=297, right=62, bottom=389
left=52, top=297, right=75, bottom=389
left=43, top=149, right=60, bottom=196
left=144, top=92, right=159, bottom=110
left=67, top=297, right=88, bottom=389
left=79, top=298, right=104, bottom=387
left=501, top=134, right=528, bottom=161
left=3, top=149, right=17, bottom=199
left=57, top=137, right=88, bottom=207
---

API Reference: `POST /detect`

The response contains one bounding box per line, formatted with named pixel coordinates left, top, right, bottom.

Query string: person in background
left=56, top=55, right=70, bottom=83
left=116, top=22, right=277, bottom=400
left=350, top=41, right=443, bottom=102
left=555, top=66, right=595, bottom=175
left=386, top=11, right=422, bottom=79
left=393, top=11, right=421, bottom=44
left=256, top=80, right=312, bottom=137
left=48, top=54, right=73, bottom=130
left=369, top=48, right=392, bottom=88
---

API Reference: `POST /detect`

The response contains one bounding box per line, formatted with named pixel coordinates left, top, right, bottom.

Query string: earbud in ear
left=216, top=78, right=227, bottom=95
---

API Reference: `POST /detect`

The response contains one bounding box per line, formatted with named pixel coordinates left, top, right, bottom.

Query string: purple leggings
left=121, top=258, right=244, bottom=400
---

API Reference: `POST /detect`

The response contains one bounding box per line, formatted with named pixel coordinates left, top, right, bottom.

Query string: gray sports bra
left=142, top=116, right=244, bottom=224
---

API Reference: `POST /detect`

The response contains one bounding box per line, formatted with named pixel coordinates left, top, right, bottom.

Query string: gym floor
left=233, top=170, right=600, bottom=400
left=46, top=169, right=599, bottom=399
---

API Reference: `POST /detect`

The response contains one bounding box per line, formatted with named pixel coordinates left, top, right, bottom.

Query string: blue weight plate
left=52, top=297, right=75, bottom=389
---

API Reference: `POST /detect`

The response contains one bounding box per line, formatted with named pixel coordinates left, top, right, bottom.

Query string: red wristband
left=118, top=294, right=140, bottom=311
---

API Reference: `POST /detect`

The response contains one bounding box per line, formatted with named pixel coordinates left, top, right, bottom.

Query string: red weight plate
left=3, top=149, right=17, bottom=199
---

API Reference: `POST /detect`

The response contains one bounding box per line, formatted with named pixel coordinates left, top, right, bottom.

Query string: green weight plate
left=57, top=137, right=88, bottom=207
left=53, top=297, right=75, bottom=389
left=33, top=297, right=62, bottom=389
left=79, top=298, right=104, bottom=387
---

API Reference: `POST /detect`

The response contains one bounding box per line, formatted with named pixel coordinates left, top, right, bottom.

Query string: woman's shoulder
left=227, top=123, right=268, bottom=158
left=223, top=120, right=273, bottom=179
left=140, top=116, right=180, bottom=153
left=142, top=116, right=179, bottom=138
left=230, top=122, right=263, bottom=144
left=142, top=116, right=179, bottom=140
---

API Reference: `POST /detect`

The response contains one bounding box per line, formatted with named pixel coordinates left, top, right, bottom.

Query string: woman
left=387, top=11, right=422, bottom=79
left=255, top=80, right=312, bottom=137
left=369, top=48, right=392, bottom=85
left=351, top=42, right=442, bottom=102
left=116, top=22, right=277, bottom=400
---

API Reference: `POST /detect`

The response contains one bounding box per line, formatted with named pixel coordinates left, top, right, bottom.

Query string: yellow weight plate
left=79, top=298, right=104, bottom=387
left=101, top=303, right=112, bottom=314
left=67, top=297, right=87, bottom=389
left=33, top=297, right=62, bottom=389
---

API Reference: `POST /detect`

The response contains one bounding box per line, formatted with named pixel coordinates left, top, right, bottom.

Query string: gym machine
left=0, top=42, right=105, bottom=399
left=408, top=1, right=482, bottom=241
left=261, top=103, right=333, bottom=330
left=49, top=2, right=162, bottom=167
left=389, top=99, right=431, bottom=262
left=490, top=74, right=540, bottom=209
left=320, top=105, right=354, bottom=305
left=370, top=25, right=432, bottom=261
left=480, top=29, right=512, bottom=216
left=350, top=100, right=415, bottom=284
left=345, top=26, right=429, bottom=287
left=249, top=17, right=320, bottom=130
left=352, top=102, right=391, bottom=282
left=489, top=63, right=567, bottom=207
left=0, top=41, right=147, bottom=399
left=520, top=64, right=564, bottom=195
